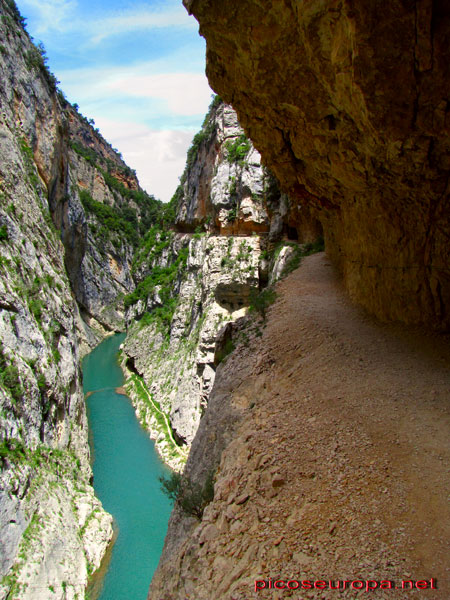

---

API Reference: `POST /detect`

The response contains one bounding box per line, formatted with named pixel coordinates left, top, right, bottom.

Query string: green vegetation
left=226, top=206, right=238, bottom=222
left=127, top=374, right=186, bottom=463
left=303, top=237, right=325, bottom=255
left=24, top=42, right=58, bottom=92
left=4, top=0, right=26, bottom=27
left=28, top=298, right=43, bottom=322
left=273, top=237, right=325, bottom=278
left=225, top=133, right=251, bottom=166
left=131, top=227, right=172, bottom=275
left=209, top=94, right=222, bottom=111
left=0, top=443, right=89, bottom=597
left=0, top=224, right=8, bottom=241
left=249, top=287, right=277, bottom=321
left=159, top=470, right=215, bottom=519
left=69, top=141, right=99, bottom=166
left=0, top=342, right=23, bottom=404
left=215, top=338, right=235, bottom=365
left=0, top=438, right=26, bottom=465
left=71, top=135, right=174, bottom=243
left=181, top=95, right=221, bottom=178
left=124, top=246, right=189, bottom=333
left=185, top=121, right=216, bottom=172
left=79, top=189, right=139, bottom=247
left=19, top=137, right=40, bottom=190
left=80, top=181, right=167, bottom=249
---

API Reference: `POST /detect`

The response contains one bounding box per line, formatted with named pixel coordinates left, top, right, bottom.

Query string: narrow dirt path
left=151, top=252, right=450, bottom=600
left=235, top=252, right=450, bottom=598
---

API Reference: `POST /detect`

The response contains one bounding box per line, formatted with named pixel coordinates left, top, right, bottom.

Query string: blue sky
left=16, top=0, right=213, bottom=201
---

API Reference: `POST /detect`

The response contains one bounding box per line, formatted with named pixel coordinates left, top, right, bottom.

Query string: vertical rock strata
left=0, top=2, right=157, bottom=597
left=183, top=0, right=450, bottom=330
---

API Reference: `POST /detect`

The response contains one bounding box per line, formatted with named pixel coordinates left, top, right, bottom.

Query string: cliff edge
left=150, top=253, right=450, bottom=599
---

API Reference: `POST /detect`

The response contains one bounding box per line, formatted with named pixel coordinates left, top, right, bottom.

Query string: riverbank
left=120, top=357, right=188, bottom=472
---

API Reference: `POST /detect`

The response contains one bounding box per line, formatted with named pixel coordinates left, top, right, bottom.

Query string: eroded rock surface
left=121, top=100, right=298, bottom=466
left=176, top=99, right=271, bottom=235
left=184, top=0, right=450, bottom=330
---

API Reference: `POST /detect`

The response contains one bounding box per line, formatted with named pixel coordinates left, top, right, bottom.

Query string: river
left=82, top=333, right=172, bottom=600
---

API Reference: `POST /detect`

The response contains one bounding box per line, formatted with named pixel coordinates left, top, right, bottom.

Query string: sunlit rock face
left=122, top=100, right=270, bottom=454
left=184, top=0, right=450, bottom=329
left=175, top=101, right=271, bottom=235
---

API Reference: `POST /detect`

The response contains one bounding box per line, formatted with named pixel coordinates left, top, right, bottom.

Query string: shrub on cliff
left=0, top=343, right=22, bottom=404
left=249, top=287, right=277, bottom=321
left=159, top=470, right=215, bottom=519
left=225, top=134, right=251, bottom=166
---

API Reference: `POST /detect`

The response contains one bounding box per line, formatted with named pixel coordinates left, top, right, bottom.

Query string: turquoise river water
left=82, top=333, right=172, bottom=600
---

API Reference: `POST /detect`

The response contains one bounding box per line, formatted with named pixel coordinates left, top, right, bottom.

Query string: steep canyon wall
left=121, top=100, right=298, bottom=468
left=0, top=2, right=161, bottom=597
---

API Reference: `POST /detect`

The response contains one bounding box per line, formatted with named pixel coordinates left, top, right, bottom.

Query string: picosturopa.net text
left=254, top=578, right=438, bottom=592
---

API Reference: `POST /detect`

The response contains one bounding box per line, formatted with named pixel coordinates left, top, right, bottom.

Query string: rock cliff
left=184, top=0, right=450, bottom=330
left=0, top=1, right=161, bottom=597
left=121, top=99, right=296, bottom=468
left=149, top=2, right=450, bottom=598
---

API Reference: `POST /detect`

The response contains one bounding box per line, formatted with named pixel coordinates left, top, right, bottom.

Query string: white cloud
left=19, top=0, right=76, bottom=34
left=59, top=63, right=212, bottom=118
left=95, top=118, right=196, bottom=202
left=19, top=0, right=195, bottom=40
left=104, top=72, right=211, bottom=116
left=89, top=7, right=196, bottom=44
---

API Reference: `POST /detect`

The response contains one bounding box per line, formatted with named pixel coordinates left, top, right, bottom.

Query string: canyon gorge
left=0, top=1, right=449, bottom=599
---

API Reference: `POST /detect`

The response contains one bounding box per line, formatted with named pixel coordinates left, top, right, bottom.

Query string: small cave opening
left=125, top=355, right=139, bottom=376
left=172, top=428, right=187, bottom=447
left=214, top=282, right=252, bottom=312
left=286, top=226, right=298, bottom=240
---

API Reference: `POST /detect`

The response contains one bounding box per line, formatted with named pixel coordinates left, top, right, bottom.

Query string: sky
left=15, top=0, right=213, bottom=202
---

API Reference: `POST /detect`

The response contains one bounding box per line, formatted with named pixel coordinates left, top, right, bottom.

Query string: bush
left=215, top=338, right=235, bottom=365
left=5, top=0, right=26, bottom=28
left=226, top=206, right=237, bottom=222
left=70, top=141, right=99, bottom=166
left=0, top=225, right=8, bottom=241
left=0, top=343, right=23, bottom=404
left=303, top=237, right=325, bottom=255
left=159, top=470, right=215, bottom=519
left=28, top=298, right=43, bottom=322
left=24, top=43, right=59, bottom=92
left=0, top=438, right=26, bottom=466
left=225, top=134, right=251, bottom=166
left=249, top=287, right=277, bottom=321
left=79, top=188, right=139, bottom=247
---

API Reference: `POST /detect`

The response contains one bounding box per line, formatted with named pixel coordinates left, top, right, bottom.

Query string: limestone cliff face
left=65, top=109, right=158, bottom=339
left=2, top=0, right=156, bottom=342
left=0, top=2, right=156, bottom=597
left=176, top=100, right=270, bottom=235
left=184, top=0, right=450, bottom=330
left=123, top=232, right=261, bottom=465
left=122, top=100, right=286, bottom=467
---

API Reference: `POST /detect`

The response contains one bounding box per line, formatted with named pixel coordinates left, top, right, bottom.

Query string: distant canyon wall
left=122, top=99, right=298, bottom=467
